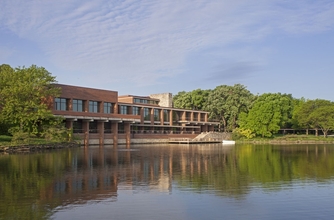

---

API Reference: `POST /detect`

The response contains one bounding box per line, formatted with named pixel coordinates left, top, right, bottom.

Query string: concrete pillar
left=98, top=121, right=105, bottom=145
left=82, top=120, right=90, bottom=146
left=169, top=110, right=173, bottom=125
left=160, top=109, right=164, bottom=125
left=111, top=121, right=118, bottom=146
left=124, top=122, right=131, bottom=146
left=140, top=107, right=144, bottom=123
left=190, top=112, right=194, bottom=122
left=181, top=111, right=186, bottom=121
left=150, top=108, right=154, bottom=125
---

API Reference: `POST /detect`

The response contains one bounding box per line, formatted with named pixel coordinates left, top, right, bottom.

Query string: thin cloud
left=207, top=61, right=263, bottom=82
left=1, top=0, right=334, bottom=89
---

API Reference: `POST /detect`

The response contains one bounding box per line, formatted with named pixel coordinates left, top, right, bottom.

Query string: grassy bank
left=236, top=134, right=334, bottom=144
left=0, top=135, right=78, bottom=147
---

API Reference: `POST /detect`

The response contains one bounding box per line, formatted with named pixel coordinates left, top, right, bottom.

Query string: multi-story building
left=52, top=84, right=219, bottom=145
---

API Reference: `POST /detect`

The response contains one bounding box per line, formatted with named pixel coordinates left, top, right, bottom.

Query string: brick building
left=52, top=84, right=219, bottom=145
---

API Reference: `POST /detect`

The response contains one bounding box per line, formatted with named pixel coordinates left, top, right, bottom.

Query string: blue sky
left=1, top=0, right=334, bottom=100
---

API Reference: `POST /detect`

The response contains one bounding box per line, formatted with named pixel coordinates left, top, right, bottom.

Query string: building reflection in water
left=49, top=144, right=233, bottom=205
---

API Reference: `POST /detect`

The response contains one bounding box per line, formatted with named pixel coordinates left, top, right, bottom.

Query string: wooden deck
left=168, top=138, right=222, bottom=144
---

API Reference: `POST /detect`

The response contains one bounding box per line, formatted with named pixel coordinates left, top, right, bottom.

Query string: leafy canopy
left=238, top=93, right=294, bottom=137
left=0, top=64, right=60, bottom=136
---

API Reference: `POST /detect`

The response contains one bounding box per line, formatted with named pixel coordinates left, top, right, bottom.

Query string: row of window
left=55, top=98, right=204, bottom=121
left=134, top=98, right=158, bottom=105
left=55, top=98, right=114, bottom=113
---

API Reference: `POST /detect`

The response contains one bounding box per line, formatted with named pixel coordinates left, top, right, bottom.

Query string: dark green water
left=1, top=144, right=334, bottom=220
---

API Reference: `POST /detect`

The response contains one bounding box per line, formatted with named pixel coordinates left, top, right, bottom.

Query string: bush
left=10, top=130, right=35, bottom=145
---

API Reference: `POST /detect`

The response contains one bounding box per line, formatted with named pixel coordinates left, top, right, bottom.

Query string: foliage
left=173, top=91, right=193, bottom=109
left=42, top=120, right=73, bottom=142
left=10, top=129, right=35, bottom=145
left=293, top=99, right=334, bottom=137
left=233, top=128, right=255, bottom=139
left=205, top=84, right=255, bottom=131
left=238, top=93, right=294, bottom=137
left=0, top=64, right=61, bottom=142
left=173, top=89, right=210, bottom=110
left=308, top=104, right=334, bottom=137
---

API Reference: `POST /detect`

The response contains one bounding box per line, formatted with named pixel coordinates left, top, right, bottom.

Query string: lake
left=1, top=143, right=334, bottom=220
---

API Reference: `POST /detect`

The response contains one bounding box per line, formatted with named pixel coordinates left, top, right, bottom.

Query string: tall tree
left=173, top=89, right=210, bottom=110
left=173, top=91, right=193, bottom=109
left=238, top=93, right=294, bottom=137
left=294, top=99, right=332, bottom=136
left=206, top=84, right=254, bottom=131
left=309, top=104, right=334, bottom=137
left=0, top=64, right=60, bottom=135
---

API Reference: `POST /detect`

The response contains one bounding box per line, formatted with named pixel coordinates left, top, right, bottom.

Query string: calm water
left=1, top=143, right=334, bottom=220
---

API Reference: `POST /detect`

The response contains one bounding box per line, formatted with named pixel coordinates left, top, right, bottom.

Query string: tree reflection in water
left=1, top=144, right=334, bottom=219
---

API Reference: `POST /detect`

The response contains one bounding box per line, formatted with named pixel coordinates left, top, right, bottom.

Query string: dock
left=168, top=138, right=222, bottom=144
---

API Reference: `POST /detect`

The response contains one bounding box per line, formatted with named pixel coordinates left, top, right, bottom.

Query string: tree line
left=1, top=63, right=333, bottom=140
left=173, top=84, right=334, bottom=138
left=0, top=64, right=70, bottom=144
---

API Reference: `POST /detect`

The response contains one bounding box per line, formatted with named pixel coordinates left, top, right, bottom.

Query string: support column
left=98, top=121, right=105, bottom=146
left=65, top=120, right=74, bottom=141
left=169, top=110, right=173, bottom=125
left=124, top=122, right=131, bottom=146
left=150, top=108, right=154, bottom=125
left=112, top=121, right=118, bottom=146
left=82, top=120, right=90, bottom=146
left=160, top=109, right=164, bottom=125
left=65, top=120, right=73, bottom=130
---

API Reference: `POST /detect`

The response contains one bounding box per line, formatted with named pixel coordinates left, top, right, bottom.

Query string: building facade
left=51, top=84, right=219, bottom=145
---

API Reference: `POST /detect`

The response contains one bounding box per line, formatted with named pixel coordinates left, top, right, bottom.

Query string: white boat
left=222, top=140, right=235, bottom=145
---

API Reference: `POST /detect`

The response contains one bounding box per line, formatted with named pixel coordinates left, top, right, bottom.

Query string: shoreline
left=0, top=142, right=81, bottom=154
left=237, top=139, right=334, bottom=144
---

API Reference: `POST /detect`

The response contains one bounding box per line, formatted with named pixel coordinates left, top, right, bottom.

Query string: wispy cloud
left=1, top=0, right=334, bottom=89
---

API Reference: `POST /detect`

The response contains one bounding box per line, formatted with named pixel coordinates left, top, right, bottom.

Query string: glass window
left=134, top=98, right=141, bottom=103
left=89, top=101, right=99, bottom=113
left=154, top=109, right=160, bottom=121
left=133, top=106, right=140, bottom=115
left=73, top=99, right=83, bottom=112
left=144, top=108, right=150, bottom=120
left=164, top=109, right=169, bottom=122
left=104, top=102, right=113, bottom=114
left=55, top=98, right=67, bottom=111
left=119, top=105, right=128, bottom=114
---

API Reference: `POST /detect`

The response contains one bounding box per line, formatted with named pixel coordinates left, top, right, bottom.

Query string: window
left=73, top=99, right=83, bottom=112
left=104, top=102, right=113, bottom=113
left=119, top=105, right=128, bottom=114
left=89, top=121, right=98, bottom=133
left=143, top=108, right=150, bottom=120
left=134, top=98, right=141, bottom=103
left=133, top=106, right=140, bottom=115
left=89, top=101, right=99, bottom=113
left=164, top=109, right=169, bottom=122
left=193, top=113, right=198, bottom=121
left=55, top=98, right=67, bottom=111
left=154, top=109, right=160, bottom=121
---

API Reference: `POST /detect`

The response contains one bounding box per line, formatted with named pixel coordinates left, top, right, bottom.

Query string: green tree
left=173, top=91, right=193, bottom=109
left=239, top=93, right=294, bottom=137
left=173, top=89, right=210, bottom=110
left=309, top=104, right=334, bottom=137
left=0, top=64, right=60, bottom=137
left=206, top=84, right=254, bottom=131
left=294, top=99, right=332, bottom=136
